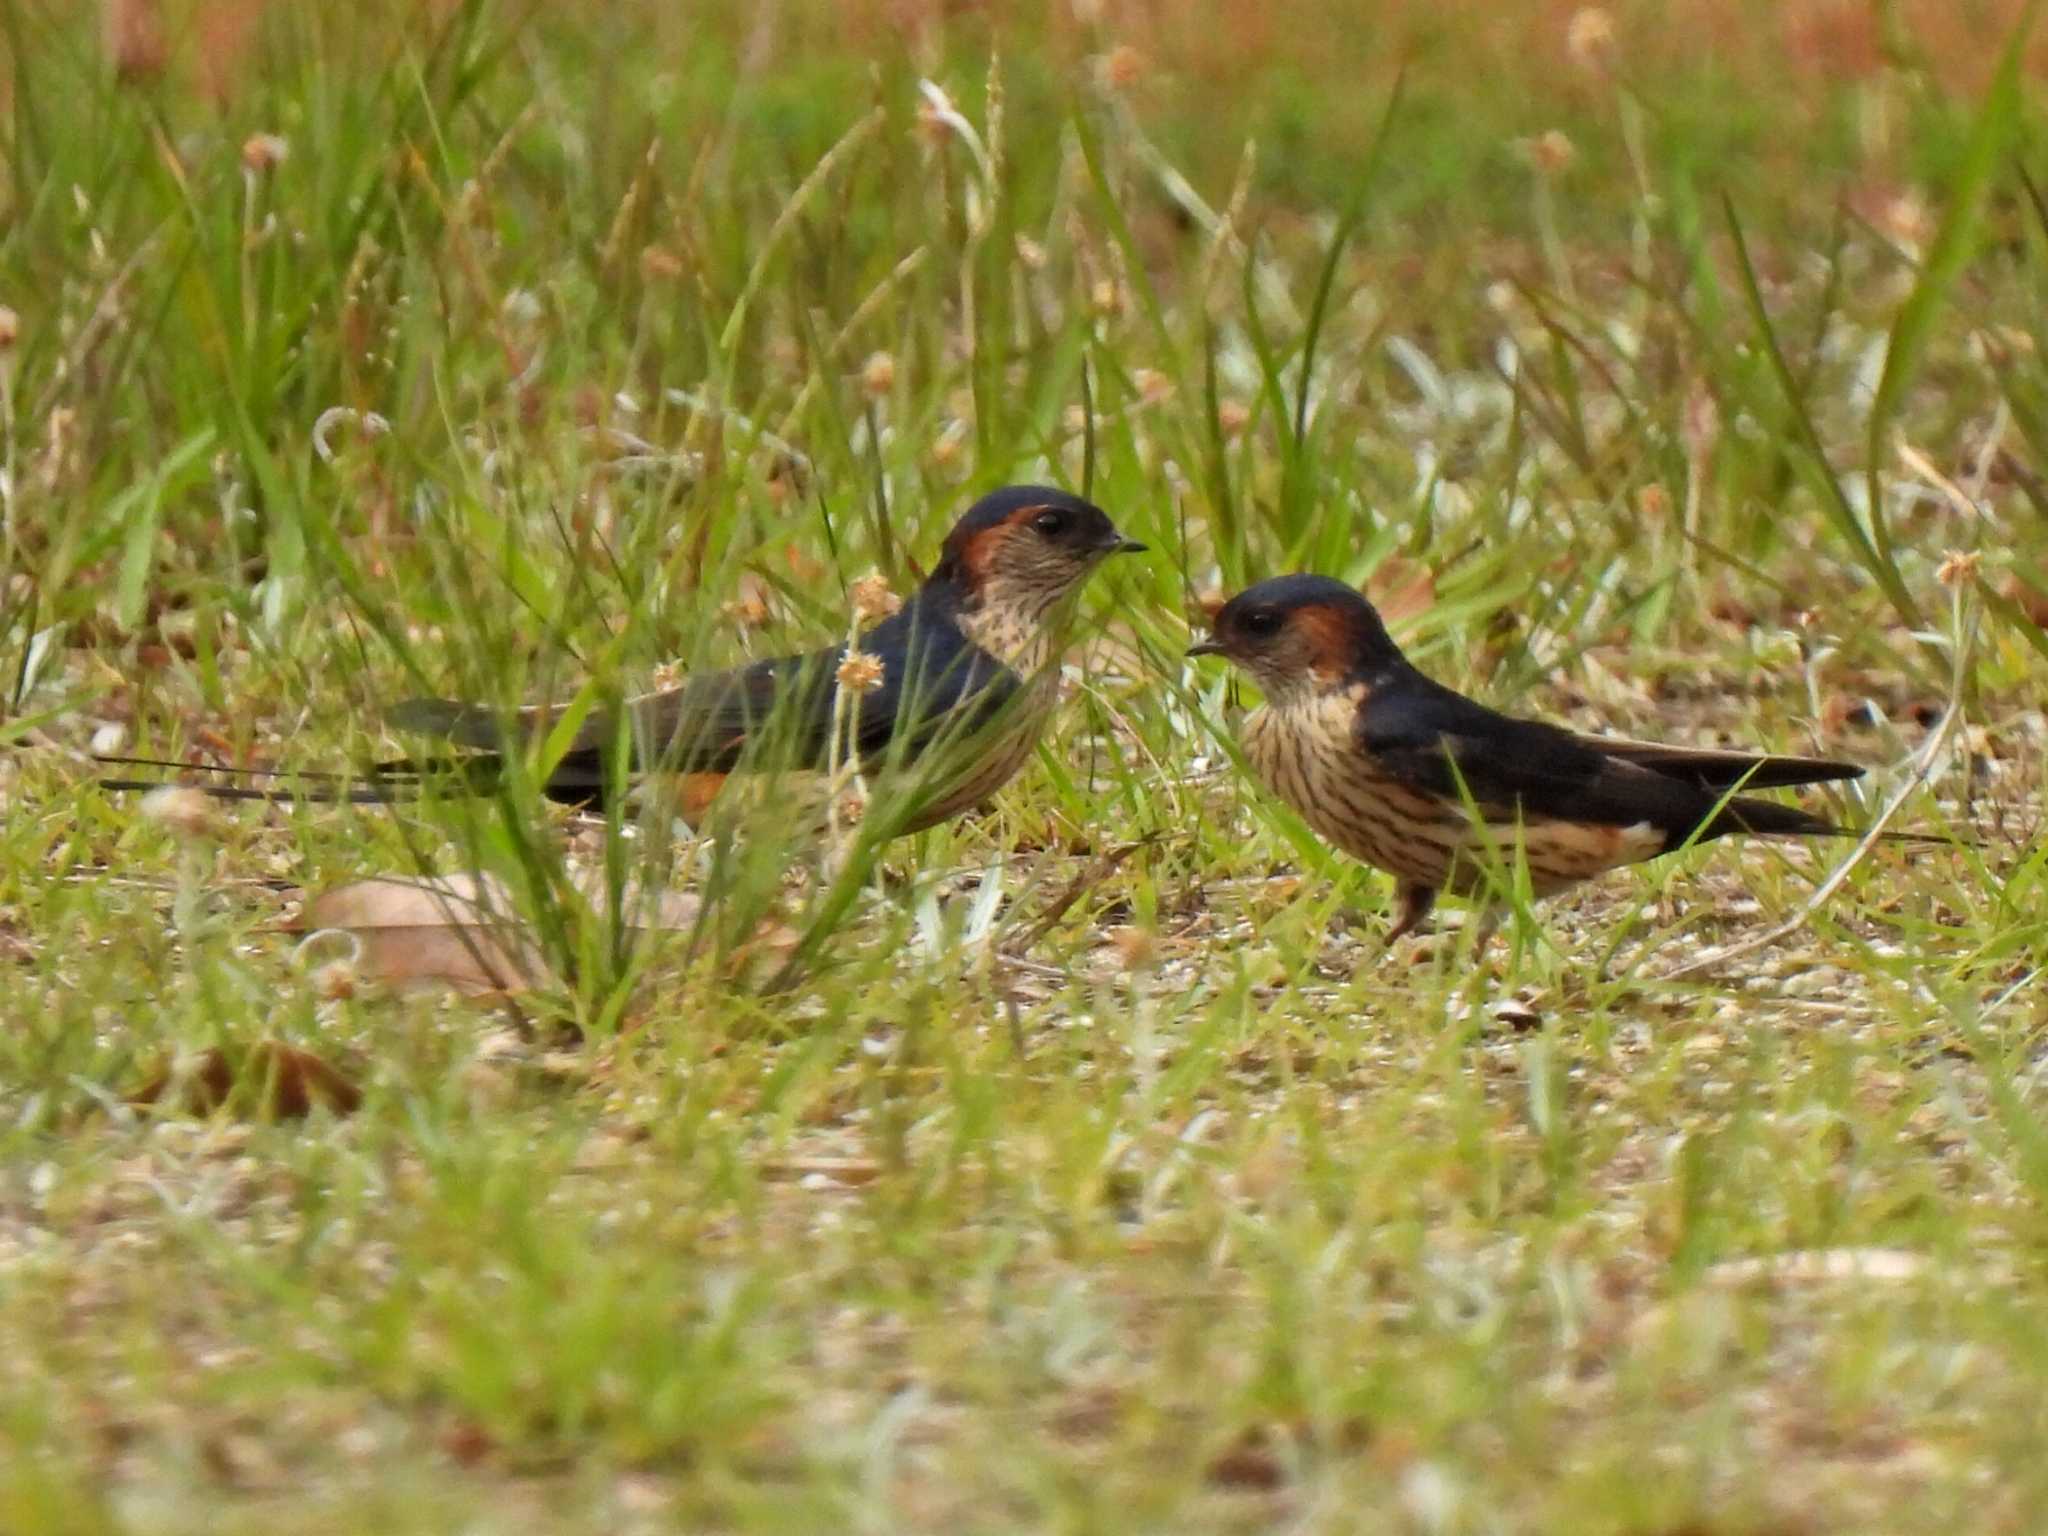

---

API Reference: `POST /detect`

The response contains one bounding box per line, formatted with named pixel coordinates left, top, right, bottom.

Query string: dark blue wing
left=390, top=587, right=1021, bottom=780
left=1353, top=670, right=1833, bottom=844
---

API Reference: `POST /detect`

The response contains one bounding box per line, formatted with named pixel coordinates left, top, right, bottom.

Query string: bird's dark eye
left=1239, top=608, right=1282, bottom=638
left=1032, top=508, right=1069, bottom=538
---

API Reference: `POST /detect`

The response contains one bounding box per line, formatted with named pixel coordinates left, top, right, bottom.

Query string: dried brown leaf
left=298, top=869, right=704, bottom=997
left=1365, top=556, right=1436, bottom=626
left=1206, top=1426, right=1287, bottom=1488
left=304, top=875, right=550, bottom=995
left=102, top=0, right=167, bottom=83
left=2004, top=572, right=2048, bottom=628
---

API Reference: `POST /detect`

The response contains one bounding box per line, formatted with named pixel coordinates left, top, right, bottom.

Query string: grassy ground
left=4, top=1, right=2047, bottom=1530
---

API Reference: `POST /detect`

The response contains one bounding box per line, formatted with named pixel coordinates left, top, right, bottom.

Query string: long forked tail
left=1706, top=791, right=1972, bottom=849
left=92, top=752, right=493, bottom=805
left=384, top=697, right=512, bottom=750
left=1595, top=737, right=1866, bottom=792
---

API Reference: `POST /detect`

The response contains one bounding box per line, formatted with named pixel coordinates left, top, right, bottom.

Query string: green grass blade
left=1723, top=193, right=1926, bottom=630
left=1863, top=1, right=2039, bottom=576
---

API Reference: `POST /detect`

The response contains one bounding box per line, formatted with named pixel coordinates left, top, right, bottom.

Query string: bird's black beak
left=1186, top=638, right=1225, bottom=658
left=1103, top=535, right=1147, bottom=556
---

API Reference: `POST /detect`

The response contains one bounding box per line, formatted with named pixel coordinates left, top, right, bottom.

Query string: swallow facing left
left=1189, top=574, right=1903, bottom=942
left=99, top=485, right=1145, bottom=838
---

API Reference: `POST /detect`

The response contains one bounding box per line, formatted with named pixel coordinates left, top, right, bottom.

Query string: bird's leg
left=1384, top=882, right=1438, bottom=945
left=1468, top=906, right=1503, bottom=954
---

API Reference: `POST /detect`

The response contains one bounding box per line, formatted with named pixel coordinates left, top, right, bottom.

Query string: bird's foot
left=1466, top=909, right=1504, bottom=955
left=1382, top=882, right=1439, bottom=950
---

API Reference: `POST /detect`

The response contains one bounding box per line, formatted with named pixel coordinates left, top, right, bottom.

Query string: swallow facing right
left=1189, top=575, right=1903, bottom=942
left=100, top=485, right=1145, bottom=838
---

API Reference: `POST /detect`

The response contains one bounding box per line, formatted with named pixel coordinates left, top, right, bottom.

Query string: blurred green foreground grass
left=2, top=1, right=2047, bottom=1530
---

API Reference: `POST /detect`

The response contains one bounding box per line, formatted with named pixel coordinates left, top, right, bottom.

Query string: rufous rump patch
left=1521, top=817, right=1666, bottom=884
left=675, top=771, right=730, bottom=828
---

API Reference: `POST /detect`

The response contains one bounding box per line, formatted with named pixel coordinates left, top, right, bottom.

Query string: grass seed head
left=639, top=245, right=685, bottom=282
left=1108, top=925, right=1160, bottom=972
left=930, top=419, right=968, bottom=467
left=103, top=0, right=167, bottom=84
left=860, top=350, right=897, bottom=398
left=141, top=784, right=219, bottom=839
left=1566, top=8, right=1617, bottom=71
left=241, top=133, right=290, bottom=174
left=836, top=651, right=886, bottom=693
left=1098, top=45, right=1146, bottom=91
left=1936, top=549, right=1982, bottom=588
left=311, top=962, right=358, bottom=1002
left=1519, top=129, right=1577, bottom=176
left=850, top=574, right=903, bottom=622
